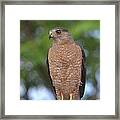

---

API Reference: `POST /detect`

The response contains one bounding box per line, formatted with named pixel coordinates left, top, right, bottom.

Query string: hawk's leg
left=60, top=92, right=64, bottom=100
left=70, top=93, right=73, bottom=100
left=72, top=89, right=80, bottom=100
left=55, top=89, right=63, bottom=100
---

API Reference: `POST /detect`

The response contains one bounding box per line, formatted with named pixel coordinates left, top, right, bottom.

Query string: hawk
left=47, top=27, right=86, bottom=100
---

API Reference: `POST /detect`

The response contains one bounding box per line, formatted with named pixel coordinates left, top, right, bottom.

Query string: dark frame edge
left=1, top=115, right=119, bottom=119
left=1, top=1, right=5, bottom=119
left=115, top=1, right=120, bottom=119
left=0, top=1, right=1, bottom=119
left=1, top=0, right=120, bottom=119
left=1, top=0, right=119, bottom=5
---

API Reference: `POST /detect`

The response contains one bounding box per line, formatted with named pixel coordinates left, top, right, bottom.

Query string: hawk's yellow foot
left=61, top=92, right=64, bottom=100
left=70, top=93, right=73, bottom=100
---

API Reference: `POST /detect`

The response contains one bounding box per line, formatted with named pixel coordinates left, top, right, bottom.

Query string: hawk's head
left=48, top=27, right=73, bottom=44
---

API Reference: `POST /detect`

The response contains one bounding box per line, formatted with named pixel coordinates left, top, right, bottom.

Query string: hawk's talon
left=70, top=93, right=73, bottom=100
left=61, top=92, right=64, bottom=100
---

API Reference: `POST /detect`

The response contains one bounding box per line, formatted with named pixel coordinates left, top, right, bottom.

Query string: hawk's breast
left=48, top=43, right=82, bottom=93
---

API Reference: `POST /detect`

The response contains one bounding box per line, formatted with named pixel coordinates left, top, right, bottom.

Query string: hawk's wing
left=80, top=48, right=86, bottom=99
left=46, top=51, right=57, bottom=99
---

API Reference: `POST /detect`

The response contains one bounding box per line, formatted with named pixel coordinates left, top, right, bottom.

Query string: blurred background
left=20, top=20, right=100, bottom=100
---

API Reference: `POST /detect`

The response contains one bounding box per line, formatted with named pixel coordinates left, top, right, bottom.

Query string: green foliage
left=20, top=20, right=100, bottom=100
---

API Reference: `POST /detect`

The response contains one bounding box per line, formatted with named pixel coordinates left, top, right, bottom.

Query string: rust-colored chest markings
left=48, top=43, right=83, bottom=99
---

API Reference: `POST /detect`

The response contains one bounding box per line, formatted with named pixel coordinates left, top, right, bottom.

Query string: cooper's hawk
left=47, top=27, right=86, bottom=100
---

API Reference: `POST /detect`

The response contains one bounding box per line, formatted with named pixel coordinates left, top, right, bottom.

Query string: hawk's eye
left=56, top=29, right=61, bottom=34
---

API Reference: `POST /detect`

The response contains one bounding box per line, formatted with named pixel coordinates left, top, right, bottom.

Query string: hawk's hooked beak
left=49, top=31, right=53, bottom=39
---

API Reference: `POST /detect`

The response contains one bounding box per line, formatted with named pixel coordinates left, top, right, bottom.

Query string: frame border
left=0, top=0, right=119, bottom=119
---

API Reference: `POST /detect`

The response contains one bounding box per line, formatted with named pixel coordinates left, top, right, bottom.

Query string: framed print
left=0, top=0, right=119, bottom=119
